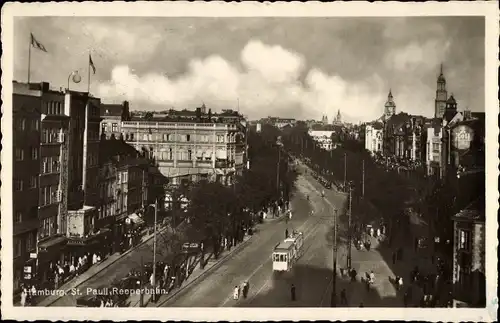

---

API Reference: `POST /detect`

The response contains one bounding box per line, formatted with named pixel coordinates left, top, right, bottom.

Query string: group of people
left=233, top=281, right=250, bottom=300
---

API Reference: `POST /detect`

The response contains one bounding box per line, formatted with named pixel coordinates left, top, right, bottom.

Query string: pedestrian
left=397, top=276, right=404, bottom=291
left=340, top=289, right=348, bottom=306
left=376, top=228, right=381, bottom=238
left=414, top=237, right=419, bottom=251
left=242, top=281, right=249, bottom=298
left=350, top=268, right=357, bottom=282
left=285, top=228, right=289, bottom=239
left=291, top=284, right=296, bottom=301
left=233, top=286, right=239, bottom=300
left=369, top=227, right=374, bottom=237
left=20, top=287, right=27, bottom=307
left=392, top=251, right=397, bottom=265
left=403, top=291, right=409, bottom=307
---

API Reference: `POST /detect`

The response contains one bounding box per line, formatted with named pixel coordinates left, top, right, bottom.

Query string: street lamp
left=276, top=136, right=283, bottom=197
left=331, top=208, right=338, bottom=307
left=149, top=199, right=159, bottom=303
left=346, top=181, right=353, bottom=270
left=67, top=70, right=81, bottom=91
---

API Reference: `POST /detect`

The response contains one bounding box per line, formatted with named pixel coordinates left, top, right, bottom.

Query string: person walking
left=242, top=281, right=249, bottom=298
left=340, top=289, right=348, bottom=306
left=291, top=284, right=296, bottom=301
left=20, top=287, right=27, bottom=307
left=233, top=286, right=239, bottom=300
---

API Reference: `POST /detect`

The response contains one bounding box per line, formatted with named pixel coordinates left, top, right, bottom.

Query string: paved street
left=46, top=225, right=181, bottom=306
left=161, top=165, right=348, bottom=307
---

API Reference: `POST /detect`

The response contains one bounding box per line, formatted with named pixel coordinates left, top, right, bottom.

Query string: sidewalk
left=133, top=233, right=254, bottom=307
left=36, top=223, right=171, bottom=307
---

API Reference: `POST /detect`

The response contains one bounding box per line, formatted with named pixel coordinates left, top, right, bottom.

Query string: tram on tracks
left=272, top=230, right=304, bottom=272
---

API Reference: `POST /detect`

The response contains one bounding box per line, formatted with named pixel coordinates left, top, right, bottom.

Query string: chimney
left=41, top=82, right=50, bottom=92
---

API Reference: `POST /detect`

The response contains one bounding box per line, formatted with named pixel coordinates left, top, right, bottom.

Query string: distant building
left=365, top=122, right=384, bottom=155
left=308, top=130, right=336, bottom=151
left=262, top=116, right=296, bottom=129
left=383, top=90, right=397, bottom=121
left=109, top=107, right=248, bottom=186
left=100, top=101, right=130, bottom=139
left=332, top=109, right=342, bottom=125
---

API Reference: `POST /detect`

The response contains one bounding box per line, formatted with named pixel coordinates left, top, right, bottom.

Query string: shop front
left=66, top=228, right=113, bottom=267
left=36, top=235, right=68, bottom=289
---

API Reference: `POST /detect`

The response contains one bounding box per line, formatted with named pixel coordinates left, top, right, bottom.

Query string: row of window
left=123, top=132, right=237, bottom=144
left=44, top=101, right=64, bottom=115
left=15, top=147, right=39, bottom=161
left=39, top=216, right=59, bottom=239
left=102, top=123, right=119, bottom=133
left=14, top=176, right=38, bottom=191
left=13, top=232, right=36, bottom=258
left=88, top=152, right=99, bottom=167
left=41, top=156, right=61, bottom=174
left=15, top=118, right=40, bottom=132
left=40, top=185, right=60, bottom=207
left=42, top=129, right=63, bottom=144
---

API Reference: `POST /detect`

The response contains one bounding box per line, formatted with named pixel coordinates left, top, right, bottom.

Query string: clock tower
left=435, top=64, right=448, bottom=118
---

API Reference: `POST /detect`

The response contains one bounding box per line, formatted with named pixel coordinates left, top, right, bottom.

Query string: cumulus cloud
left=384, top=39, right=451, bottom=73
left=98, top=39, right=387, bottom=122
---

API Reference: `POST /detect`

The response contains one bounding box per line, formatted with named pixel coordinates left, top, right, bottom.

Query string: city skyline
left=14, top=16, right=484, bottom=123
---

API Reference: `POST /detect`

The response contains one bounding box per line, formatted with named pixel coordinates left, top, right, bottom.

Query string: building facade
left=100, top=101, right=130, bottom=139
left=364, top=123, right=383, bottom=155
left=120, top=120, right=246, bottom=185
left=451, top=197, right=486, bottom=307
left=13, top=83, right=42, bottom=293
left=308, top=130, right=336, bottom=151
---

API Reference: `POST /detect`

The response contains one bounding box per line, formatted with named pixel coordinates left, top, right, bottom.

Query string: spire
left=388, top=89, right=393, bottom=99
left=437, top=63, right=446, bottom=83
left=440, top=63, right=443, bottom=75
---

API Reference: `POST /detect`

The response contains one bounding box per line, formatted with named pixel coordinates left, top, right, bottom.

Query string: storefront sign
left=182, top=242, right=200, bottom=253
left=452, top=125, right=474, bottom=150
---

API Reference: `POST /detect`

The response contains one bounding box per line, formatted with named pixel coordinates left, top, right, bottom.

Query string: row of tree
left=281, top=122, right=448, bottom=237
left=177, top=124, right=298, bottom=260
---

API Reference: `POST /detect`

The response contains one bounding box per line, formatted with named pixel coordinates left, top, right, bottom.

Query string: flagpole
left=28, top=35, right=32, bottom=84
left=87, top=51, right=91, bottom=93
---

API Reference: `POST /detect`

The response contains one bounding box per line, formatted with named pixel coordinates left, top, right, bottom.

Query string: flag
left=89, top=54, right=96, bottom=74
left=30, top=33, right=47, bottom=52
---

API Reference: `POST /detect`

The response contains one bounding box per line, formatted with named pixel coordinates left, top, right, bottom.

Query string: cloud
left=384, top=39, right=451, bottom=73
left=98, top=39, right=384, bottom=122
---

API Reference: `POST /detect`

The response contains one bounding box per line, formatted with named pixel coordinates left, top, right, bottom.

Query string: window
left=432, top=143, right=440, bottom=152
left=32, top=119, right=40, bottom=130
left=163, top=133, right=169, bottom=141
left=14, top=237, right=22, bottom=258
left=16, top=118, right=26, bottom=131
left=186, top=134, right=191, bottom=142
left=31, top=147, right=38, bottom=160
left=26, top=232, right=35, bottom=252
left=169, top=148, right=173, bottom=160
left=143, top=134, right=148, bottom=141
left=52, top=158, right=60, bottom=172
left=15, top=179, right=24, bottom=191
left=30, top=175, right=38, bottom=188
left=40, top=216, right=56, bottom=238
left=15, top=148, right=24, bottom=161
left=459, top=229, right=471, bottom=251
left=112, top=123, right=118, bottom=132
left=130, top=133, right=134, bottom=141
left=188, top=149, right=192, bottom=160
left=15, top=211, right=23, bottom=224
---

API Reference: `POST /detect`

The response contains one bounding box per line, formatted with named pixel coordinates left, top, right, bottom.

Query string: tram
left=272, top=231, right=304, bottom=272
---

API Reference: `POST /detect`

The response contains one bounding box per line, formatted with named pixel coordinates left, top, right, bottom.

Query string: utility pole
left=362, top=159, right=365, bottom=198
left=276, top=141, right=281, bottom=196
left=152, top=198, right=158, bottom=303
left=347, top=183, right=353, bottom=270
left=331, top=208, right=338, bottom=307
left=140, top=255, right=144, bottom=307
left=343, top=153, right=347, bottom=189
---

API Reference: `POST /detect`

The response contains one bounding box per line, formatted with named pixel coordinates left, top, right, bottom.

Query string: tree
left=144, top=111, right=154, bottom=120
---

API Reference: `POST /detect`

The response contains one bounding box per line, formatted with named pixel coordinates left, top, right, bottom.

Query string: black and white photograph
left=1, top=2, right=498, bottom=321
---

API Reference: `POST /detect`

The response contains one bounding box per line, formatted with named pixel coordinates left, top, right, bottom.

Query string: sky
left=13, top=16, right=485, bottom=122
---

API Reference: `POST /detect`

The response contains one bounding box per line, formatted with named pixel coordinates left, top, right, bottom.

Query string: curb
left=42, top=224, right=172, bottom=306
left=156, top=235, right=254, bottom=307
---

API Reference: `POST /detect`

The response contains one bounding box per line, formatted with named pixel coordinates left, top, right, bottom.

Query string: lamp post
left=344, top=152, right=347, bottom=189
left=149, top=199, right=158, bottom=303
left=331, top=208, right=338, bottom=307
left=347, top=181, right=353, bottom=270
left=67, top=70, right=81, bottom=91
left=276, top=136, right=283, bottom=197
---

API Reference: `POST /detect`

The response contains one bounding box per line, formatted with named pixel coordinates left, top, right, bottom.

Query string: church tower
left=336, top=109, right=342, bottom=124
left=435, top=64, right=448, bottom=118
left=384, top=89, right=396, bottom=119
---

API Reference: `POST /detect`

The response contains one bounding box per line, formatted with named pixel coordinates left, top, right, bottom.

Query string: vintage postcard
left=1, top=1, right=498, bottom=321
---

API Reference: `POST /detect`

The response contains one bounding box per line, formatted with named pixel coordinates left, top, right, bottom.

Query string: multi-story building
left=13, top=83, right=42, bottom=293
left=308, top=130, right=336, bottom=151
left=64, top=91, right=113, bottom=264
left=100, top=101, right=130, bottom=139
left=364, top=122, right=384, bottom=155
left=451, top=196, right=486, bottom=307
left=98, top=106, right=247, bottom=186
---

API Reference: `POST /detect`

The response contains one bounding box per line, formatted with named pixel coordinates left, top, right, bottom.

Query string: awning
left=38, top=236, right=67, bottom=252
left=126, top=213, right=145, bottom=225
